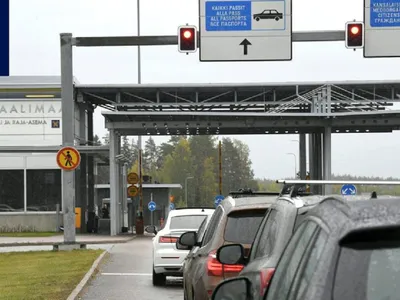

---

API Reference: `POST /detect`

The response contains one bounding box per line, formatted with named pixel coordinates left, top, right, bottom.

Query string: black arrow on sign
left=240, top=38, right=252, bottom=55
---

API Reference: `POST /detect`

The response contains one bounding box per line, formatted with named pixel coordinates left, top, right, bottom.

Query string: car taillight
left=159, top=236, right=178, bottom=243
left=207, top=250, right=244, bottom=277
left=260, top=268, right=275, bottom=295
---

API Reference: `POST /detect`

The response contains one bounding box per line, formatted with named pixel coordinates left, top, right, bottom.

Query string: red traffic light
left=345, top=22, right=364, bottom=49
left=178, top=25, right=197, bottom=53
left=183, top=30, right=192, bottom=39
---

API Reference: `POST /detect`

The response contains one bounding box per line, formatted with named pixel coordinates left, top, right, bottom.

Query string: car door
left=264, top=220, right=320, bottom=300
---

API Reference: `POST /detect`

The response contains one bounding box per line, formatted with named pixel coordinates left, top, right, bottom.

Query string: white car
left=145, top=207, right=215, bottom=286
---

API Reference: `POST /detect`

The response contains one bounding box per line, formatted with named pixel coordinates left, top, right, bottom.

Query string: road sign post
left=214, top=195, right=224, bottom=207
left=341, top=184, right=357, bottom=196
left=199, top=0, right=292, bottom=61
left=364, top=0, right=400, bottom=57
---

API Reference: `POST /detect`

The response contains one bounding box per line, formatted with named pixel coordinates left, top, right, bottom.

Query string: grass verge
left=0, top=249, right=104, bottom=300
left=0, top=232, right=62, bottom=237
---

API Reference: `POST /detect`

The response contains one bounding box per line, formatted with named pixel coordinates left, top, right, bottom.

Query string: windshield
left=224, top=209, right=267, bottom=244
left=169, top=215, right=207, bottom=230
left=334, top=228, right=400, bottom=300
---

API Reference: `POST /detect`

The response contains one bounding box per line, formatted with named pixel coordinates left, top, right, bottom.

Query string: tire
left=152, top=267, right=166, bottom=286
left=256, top=17, right=260, bottom=21
left=275, top=17, right=280, bottom=21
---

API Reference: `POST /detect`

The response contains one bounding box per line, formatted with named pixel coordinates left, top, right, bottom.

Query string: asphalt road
left=80, top=236, right=183, bottom=300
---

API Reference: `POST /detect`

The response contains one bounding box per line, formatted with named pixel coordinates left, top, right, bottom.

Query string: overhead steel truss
left=76, top=80, right=400, bottom=114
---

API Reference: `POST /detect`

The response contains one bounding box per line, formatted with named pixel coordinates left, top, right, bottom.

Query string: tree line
left=95, top=134, right=258, bottom=207
left=94, top=133, right=400, bottom=206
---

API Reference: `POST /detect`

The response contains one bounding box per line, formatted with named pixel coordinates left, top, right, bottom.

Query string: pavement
left=79, top=236, right=183, bottom=300
left=0, top=234, right=135, bottom=247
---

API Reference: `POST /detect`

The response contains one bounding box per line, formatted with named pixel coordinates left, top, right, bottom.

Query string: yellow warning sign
left=56, top=146, right=81, bottom=171
left=127, top=185, right=139, bottom=197
left=127, top=172, right=139, bottom=184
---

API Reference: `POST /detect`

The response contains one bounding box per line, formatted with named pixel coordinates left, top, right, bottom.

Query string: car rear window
left=334, top=226, right=400, bottom=300
left=224, top=209, right=267, bottom=244
left=170, top=215, right=207, bottom=230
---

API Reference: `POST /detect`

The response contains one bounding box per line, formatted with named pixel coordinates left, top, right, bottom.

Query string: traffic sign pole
left=60, top=33, right=76, bottom=244
left=151, top=193, right=154, bottom=226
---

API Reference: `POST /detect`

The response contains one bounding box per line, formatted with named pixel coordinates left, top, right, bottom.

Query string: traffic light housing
left=178, top=25, right=197, bottom=53
left=345, top=21, right=364, bottom=49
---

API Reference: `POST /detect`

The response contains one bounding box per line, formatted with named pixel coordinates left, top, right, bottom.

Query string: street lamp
left=185, top=176, right=194, bottom=207
left=286, top=153, right=297, bottom=178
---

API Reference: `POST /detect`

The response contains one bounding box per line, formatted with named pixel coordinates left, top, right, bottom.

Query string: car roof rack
left=276, top=179, right=400, bottom=185
left=175, top=207, right=215, bottom=211
left=229, top=188, right=280, bottom=198
left=279, top=184, right=315, bottom=198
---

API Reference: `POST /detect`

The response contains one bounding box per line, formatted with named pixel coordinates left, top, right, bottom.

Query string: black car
left=215, top=185, right=324, bottom=299
left=213, top=195, right=400, bottom=300
left=253, top=10, right=283, bottom=21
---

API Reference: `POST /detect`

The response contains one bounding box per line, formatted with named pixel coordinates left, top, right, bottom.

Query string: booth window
left=26, top=169, right=61, bottom=211
left=0, top=170, right=24, bottom=212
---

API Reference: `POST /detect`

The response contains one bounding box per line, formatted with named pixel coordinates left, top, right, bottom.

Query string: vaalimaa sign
left=0, top=101, right=62, bottom=117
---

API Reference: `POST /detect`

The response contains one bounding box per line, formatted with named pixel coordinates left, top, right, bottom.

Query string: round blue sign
left=341, top=184, right=357, bottom=196
left=169, top=203, right=175, bottom=210
left=214, top=195, right=224, bottom=207
left=148, top=201, right=156, bottom=211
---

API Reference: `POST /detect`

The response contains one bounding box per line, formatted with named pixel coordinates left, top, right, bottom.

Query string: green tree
left=144, top=137, right=158, bottom=174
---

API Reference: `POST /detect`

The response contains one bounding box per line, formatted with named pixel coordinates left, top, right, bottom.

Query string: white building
left=0, top=76, right=68, bottom=231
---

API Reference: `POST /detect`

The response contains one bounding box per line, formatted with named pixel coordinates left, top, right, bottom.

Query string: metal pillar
left=78, top=103, right=88, bottom=233
left=87, top=108, right=95, bottom=214
left=60, top=33, right=76, bottom=244
left=109, top=129, right=119, bottom=236
left=299, top=134, right=307, bottom=179
left=314, top=133, right=323, bottom=194
left=122, top=163, right=128, bottom=231
left=323, top=126, right=332, bottom=195
left=116, top=135, right=122, bottom=233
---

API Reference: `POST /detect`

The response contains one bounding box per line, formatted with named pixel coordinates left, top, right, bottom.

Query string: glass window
left=169, top=215, right=207, bottom=230
left=203, top=206, right=223, bottom=246
left=265, top=221, right=318, bottom=300
left=26, top=169, right=61, bottom=211
left=224, top=209, right=267, bottom=244
left=334, top=239, right=400, bottom=300
left=0, top=170, right=24, bottom=212
left=254, top=209, right=278, bottom=259
left=294, top=229, right=328, bottom=299
left=196, top=216, right=210, bottom=243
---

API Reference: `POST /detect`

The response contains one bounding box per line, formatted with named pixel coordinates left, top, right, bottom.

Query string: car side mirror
left=212, top=277, right=252, bottom=300
left=178, top=231, right=197, bottom=247
left=145, top=225, right=157, bottom=234
left=217, top=244, right=245, bottom=265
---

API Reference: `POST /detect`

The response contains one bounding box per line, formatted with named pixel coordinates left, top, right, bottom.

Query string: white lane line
left=101, top=273, right=152, bottom=276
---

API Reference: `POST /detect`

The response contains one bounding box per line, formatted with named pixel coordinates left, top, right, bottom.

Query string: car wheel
left=275, top=17, right=279, bottom=21
left=152, top=267, right=166, bottom=286
left=256, top=17, right=260, bottom=21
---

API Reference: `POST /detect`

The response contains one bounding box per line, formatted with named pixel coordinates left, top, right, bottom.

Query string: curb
left=67, top=249, right=109, bottom=300
left=0, top=236, right=135, bottom=248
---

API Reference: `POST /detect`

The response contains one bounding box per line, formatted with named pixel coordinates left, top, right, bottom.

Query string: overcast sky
left=8, top=0, right=400, bottom=179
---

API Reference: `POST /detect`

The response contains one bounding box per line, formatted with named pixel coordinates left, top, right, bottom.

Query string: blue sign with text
left=148, top=201, right=156, bottom=212
left=370, top=0, right=400, bottom=27
left=206, top=1, right=252, bottom=31
left=341, top=184, right=357, bottom=196
left=0, top=0, right=9, bottom=76
left=214, top=195, right=224, bottom=207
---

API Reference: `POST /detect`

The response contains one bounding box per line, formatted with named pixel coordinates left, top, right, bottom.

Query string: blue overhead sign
left=0, top=0, right=9, bottom=76
left=205, top=0, right=286, bottom=32
left=341, top=184, right=357, bottom=196
left=370, top=0, right=400, bottom=27
left=214, top=195, right=224, bottom=207
left=148, top=201, right=156, bottom=212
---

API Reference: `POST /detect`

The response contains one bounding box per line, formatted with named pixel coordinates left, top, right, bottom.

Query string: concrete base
left=53, top=243, right=87, bottom=251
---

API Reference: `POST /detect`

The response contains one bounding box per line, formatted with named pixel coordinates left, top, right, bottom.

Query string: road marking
left=101, top=272, right=152, bottom=276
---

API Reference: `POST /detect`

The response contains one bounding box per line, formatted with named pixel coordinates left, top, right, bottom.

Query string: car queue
left=171, top=180, right=400, bottom=300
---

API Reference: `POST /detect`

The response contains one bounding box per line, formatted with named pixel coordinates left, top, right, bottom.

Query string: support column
left=314, top=132, right=323, bottom=195
left=299, top=134, right=307, bottom=179
left=78, top=104, right=87, bottom=233
left=323, top=126, right=332, bottom=195
left=60, top=33, right=76, bottom=244
left=87, top=108, right=95, bottom=214
left=308, top=134, right=314, bottom=180
left=109, top=129, right=119, bottom=236
left=116, top=135, right=121, bottom=233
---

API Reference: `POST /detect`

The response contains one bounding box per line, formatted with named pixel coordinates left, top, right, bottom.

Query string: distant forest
left=93, top=134, right=400, bottom=206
